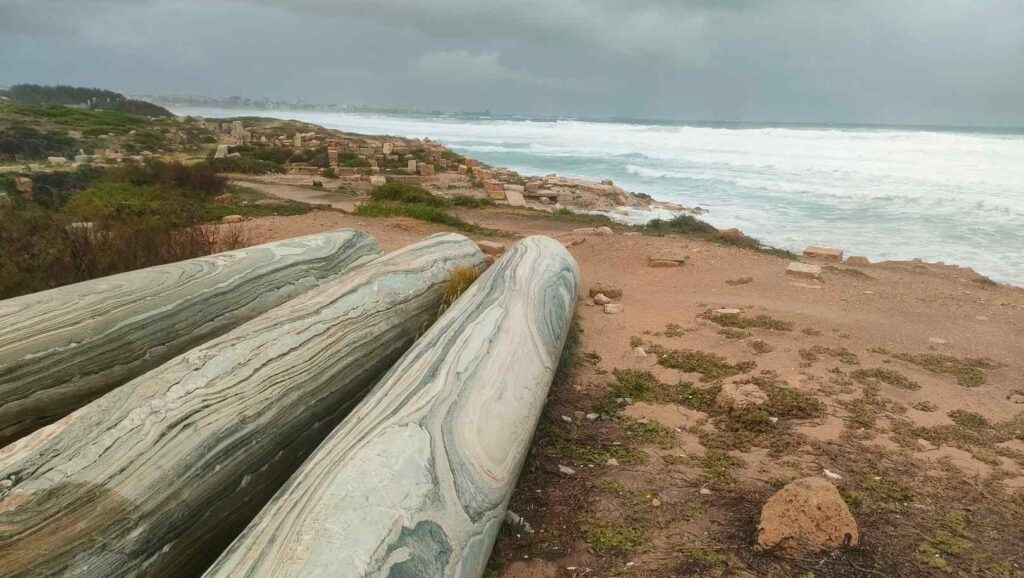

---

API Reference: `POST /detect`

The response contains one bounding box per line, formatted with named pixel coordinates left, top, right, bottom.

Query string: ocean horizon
left=171, top=106, right=1024, bottom=286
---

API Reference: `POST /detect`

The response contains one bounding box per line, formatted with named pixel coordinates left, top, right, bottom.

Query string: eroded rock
left=756, top=477, right=859, bottom=556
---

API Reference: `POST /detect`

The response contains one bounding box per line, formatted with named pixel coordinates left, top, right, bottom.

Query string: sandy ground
left=225, top=188, right=1024, bottom=577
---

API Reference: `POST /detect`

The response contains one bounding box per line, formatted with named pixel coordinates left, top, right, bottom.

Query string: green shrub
left=106, top=160, right=227, bottom=197
left=368, top=182, right=444, bottom=206
left=354, top=201, right=484, bottom=233
left=251, top=147, right=295, bottom=165
left=338, top=152, right=370, bottom=168
left=63, top=182, right=196, bottom=223
left=198, top=157, right=286, bottom=175
left=0, top=125, right=78, bottom=160
left=448, top=195, right=493, bottom=208
left=18, top=165, right=105, bottom=210
left=643, top=214, right=717, bottom=236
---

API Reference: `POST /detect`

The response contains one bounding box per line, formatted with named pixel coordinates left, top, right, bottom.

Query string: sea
left=169, top=107, right=1024, bottom=286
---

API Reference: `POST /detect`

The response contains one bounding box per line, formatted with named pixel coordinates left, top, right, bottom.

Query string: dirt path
left=231, top=177, right=362, bottom=212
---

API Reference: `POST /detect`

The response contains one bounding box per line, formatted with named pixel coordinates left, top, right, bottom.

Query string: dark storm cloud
left=0, top=0, right=1021, bottom=126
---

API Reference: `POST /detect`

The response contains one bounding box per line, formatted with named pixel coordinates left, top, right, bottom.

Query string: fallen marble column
left=206, top=235, right=580, bottom=578
left=0, top=233, right=486, bottom=578
left=0, top=229, right=380, bottom=447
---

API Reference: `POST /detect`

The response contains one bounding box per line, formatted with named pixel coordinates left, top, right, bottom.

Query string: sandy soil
left=223, top=184, right=1024, bottom=578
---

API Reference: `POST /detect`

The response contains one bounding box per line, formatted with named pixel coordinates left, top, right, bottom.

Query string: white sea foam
left=173, top=107, right=1024, bottom=285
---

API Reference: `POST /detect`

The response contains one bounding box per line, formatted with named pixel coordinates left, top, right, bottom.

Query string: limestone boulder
left=756, top=477, right=859, bottom=556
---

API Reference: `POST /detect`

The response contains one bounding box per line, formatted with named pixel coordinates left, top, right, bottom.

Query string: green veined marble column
left=0, top=229, right=380, bottom=446
left=0, top=232, right=485, bottom=577
left=206, top=235, right=580, bottom=578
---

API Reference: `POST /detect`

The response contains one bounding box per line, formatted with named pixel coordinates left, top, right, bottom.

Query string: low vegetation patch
left=799, top=345, right=859, bottom=365
left=199, top=156, right=286, bottom=175
left=851, top=367, right=919, bottom=390
left=645, top=343, right=756, bottom=382
left=356, top=201, right=488, bottom=234
left=891, top=352, right=1001, bottom=387
left=578, top=513, right=646, bottom=557
left=607, top=369, right=716, bottom=412
left=705, top=311, right=793, bottom=332
left=368, top=181, right=445, bottom=206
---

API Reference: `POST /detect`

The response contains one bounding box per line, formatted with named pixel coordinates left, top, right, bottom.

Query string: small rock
left=504, top=510, right=533, bottom=534
left=917, top=438, right=937, bottom=451
left=651, top=498, right=661, bottom=507
left=712, top=308, right=741, bottom=315
left=562, top=237, right=586, bottom=249
left=823, top=469, right=842, bottom=480
left=803, top=246, right=844, bottom=262
left=213, top=193, right=234, bottom=205
left=846, top=256, right=870, bottom=265
left=606, top=458, right=619, bottom=466
left=756, top=477, right=859, bottom=555
left=726, top=276, right=753, bottom=285
left=927, top=337, right=948, bottom=345
left=558, top=465, right=576, bottom=476
left=717, top=228, right=748, bottom=244
left=632, top=346, right=647, bottom=357
left=221, top=215, right=244, bottom=224
left=586, top=413, right=600, bottom=420
left=604, top=304, right=624, bottom=315
left=700, top=487, right=712, bottom=496
left=786, top=262, right=822, bottom=280
left=595, top=226, right=613, bottom=236
left=478, top=240, right=506, bottom=255
left=769, top=416, right=779, bottom=424
left=588, top=283, right=623, bottom=299
left=0, top=193, right=10, bottom=209
left=572, top=227, right=598, bottom=235
left=593, top=293, right=612, bottom=305
left=561, top=415, right=573, bottom=423
left=584, top=297, right=595, bottom=306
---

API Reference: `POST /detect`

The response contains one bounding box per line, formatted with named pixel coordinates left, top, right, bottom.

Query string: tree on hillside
left=5, top=84, right=173, bottom=117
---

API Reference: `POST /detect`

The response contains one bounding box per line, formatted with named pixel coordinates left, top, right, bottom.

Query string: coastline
left=168, top=106, right=1024, bottom=287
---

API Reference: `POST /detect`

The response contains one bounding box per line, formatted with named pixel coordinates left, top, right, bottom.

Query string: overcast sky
left=1, top=0, right=1022, bottom=127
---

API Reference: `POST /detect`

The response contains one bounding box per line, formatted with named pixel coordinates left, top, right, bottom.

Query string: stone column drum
left=0, top=229, right=381, bottom=447
left=0, top=233, right=485, bottom=577
left=206, top=235, right=580, bottom=577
